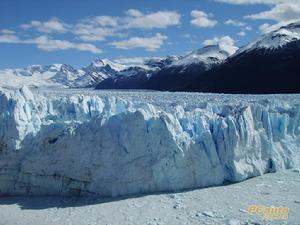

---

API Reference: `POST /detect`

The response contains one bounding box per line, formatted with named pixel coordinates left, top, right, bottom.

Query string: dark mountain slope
left=186, top=40, right=300, bottom=94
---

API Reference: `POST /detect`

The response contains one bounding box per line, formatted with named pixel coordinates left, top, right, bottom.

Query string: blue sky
left=0, top=0, right=299, bottom=69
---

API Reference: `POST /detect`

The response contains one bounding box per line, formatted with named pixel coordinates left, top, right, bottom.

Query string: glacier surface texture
left=0, top=87, right=299, bottom=197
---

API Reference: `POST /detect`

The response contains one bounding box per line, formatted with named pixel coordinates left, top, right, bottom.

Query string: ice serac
left=0, top=87, right=299, bottom=197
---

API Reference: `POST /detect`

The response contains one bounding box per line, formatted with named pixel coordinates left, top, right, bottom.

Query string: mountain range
left=1, top=21, right=299, bottom=93
left=187, top=22, right=300, bottom=93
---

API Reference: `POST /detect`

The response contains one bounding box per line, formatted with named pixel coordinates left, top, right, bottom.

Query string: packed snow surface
left=1, top=170, right=299, bottom=225
left=0, top=87, right=299, bottom=197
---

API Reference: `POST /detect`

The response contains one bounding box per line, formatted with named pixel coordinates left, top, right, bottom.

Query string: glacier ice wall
left=0, top=87, right=299, bottom=197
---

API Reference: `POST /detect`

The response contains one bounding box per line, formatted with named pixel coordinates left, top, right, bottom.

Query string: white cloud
left=216, top=0, right=300, bottom=37
left=244, top=26, right=252, bottom=31
left=0, top=34, right=22, bottom=43
left=202, top=36, right=238, bottom=54
left=109, top=33, right=167, bottom=51
left=258, top=20, right=298, bottom=33
left=114, top=56, right=161, bottom=66
left=0, top=29, right=15, bottom=34
left=17, top=10, right=180, bottom=38
left=225, top=19, right=246, bottom=27
left=181, top=34, right=192, bottom=39
left=1, top=9, right=179, bottom=52
left=245, top=3, right=300, bottom=22
left=125, top=9, right=144, bottom=18
left=114, top=57, right=147, bottom=65
left=125, top=10, right=181, bottom=29
left=70, top=10, right=180, bottom=42
left=215, top=0, right=288, bottom=5
left=224, top=19, right=251, bottom=36
left=259, top=23, right=271, bottom=33
left=28, top=35, right=102, bottom=53
left=17, top=10, right=179, bottom=43
left=21, top=18, right=67, bottom=33
left=73, top=23, right=115, bottom=42
left=94, top=16, right=119, bottom=27
left=190, top=10, right=218, bottom=28
left=0, top=34, right=101, bottom=53
left=216, top=0, right=300, bottom=22
left=203, top=35, right=234, bottom=46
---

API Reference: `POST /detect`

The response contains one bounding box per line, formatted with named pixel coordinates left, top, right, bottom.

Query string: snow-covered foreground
left=0, top=87, right=299, bottom=197
left=0, top=169, right=299, bottom=225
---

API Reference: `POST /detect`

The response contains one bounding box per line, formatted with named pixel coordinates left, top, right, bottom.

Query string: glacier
left=0, top=86, right=299, bottom=197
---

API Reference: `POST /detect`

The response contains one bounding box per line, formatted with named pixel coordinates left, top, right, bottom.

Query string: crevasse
left=0, top=87, right=299, bottom=196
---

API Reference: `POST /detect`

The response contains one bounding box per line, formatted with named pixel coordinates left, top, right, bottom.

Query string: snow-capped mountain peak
left=58, top=64, right=76, bottom=73
left=26, top=65, right=48, bottom=73
left=238, top=21, right=300, bottom=54
left=171, top=44, right=237, bottom=67
left=90, top=58, right=127, bottom=72
left=144, top=56, right=181, bottom=69
left=11, top=65, right=48, bottom=77
left=0, top=63, right=78, bottom=88
left=50, top=64, right=81, bottom=85
left=193, top=44, right=237, bottom=58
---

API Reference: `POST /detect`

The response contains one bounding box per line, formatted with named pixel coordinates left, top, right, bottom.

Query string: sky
left=0, top=0, right=299, bottom=69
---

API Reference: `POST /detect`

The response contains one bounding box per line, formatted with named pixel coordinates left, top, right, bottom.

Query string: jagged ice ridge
left=0, top=87, right=299, bottom=196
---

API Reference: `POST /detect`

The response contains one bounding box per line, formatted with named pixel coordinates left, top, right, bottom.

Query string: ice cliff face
left=0, top=87, right=299, bottom=197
